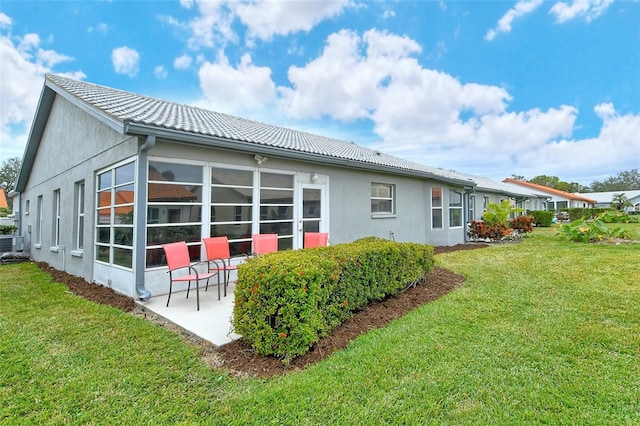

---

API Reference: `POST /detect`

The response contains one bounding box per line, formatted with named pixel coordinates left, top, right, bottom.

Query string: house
left=502, top=178, right=596, bottom=211
left=453, top=173, right=549, bottom=219
left=14, top=74, right=534, bottom=300
left=576, top=190, right=640, bottom=212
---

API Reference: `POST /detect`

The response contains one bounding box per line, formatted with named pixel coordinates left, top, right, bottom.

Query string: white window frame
left=96, top=159, right=136, bottom=269
left=371, top=182, right=395, bottom=217
left=449, top=189, right=463, bottom=229
left=468, top=194, right=476, bottom=221
left=36, top=195, right=43, bottom=248
left=75, top=181, right=85, bottom=251
left=431, top=187, right=443, bottom=229
left=258, top=170, right=295, bottom=250
left=145, top=159, right=204, bottom=268
left=53, top=189, right=61, bottom=247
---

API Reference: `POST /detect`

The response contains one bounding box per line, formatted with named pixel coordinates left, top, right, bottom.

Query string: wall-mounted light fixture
left=311, top=172, right=319, bottom=182
left=254, top=154, right=268, bottom=165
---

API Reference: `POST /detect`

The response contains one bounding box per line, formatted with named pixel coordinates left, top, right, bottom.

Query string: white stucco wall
left=19, top=95, right=139, bottom=295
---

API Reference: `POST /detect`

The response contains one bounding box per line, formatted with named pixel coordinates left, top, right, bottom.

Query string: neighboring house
left=502, top=178, right=596, bottom=210
left=15, top=74, right=494, bottom=299
left=576, top=190, right=640, bottom=212
left=454, top=173, right=549, bottom=220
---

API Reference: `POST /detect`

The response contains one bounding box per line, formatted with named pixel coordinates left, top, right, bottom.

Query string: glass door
left=297, top=184, right=326, bottom=248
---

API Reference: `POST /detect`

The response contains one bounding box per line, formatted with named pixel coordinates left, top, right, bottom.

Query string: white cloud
left=232, top=0, right=351, bottom=41
left=87, top=23, right=109, bottom=34
left=172, top=0, right=351, bottom=49
left=279, top=29, right=425, bottom=121
left=279, top=29, right=511, bottom=128
left=0, top=24, right=83, bottom=162
left=154, top=65, right=168, bottom=79
left=515, top=104, right=640, bottom=180
left=485, top=0, right=543, bottom=41
left=0, top=13, right=12, bottom=27
left=197, top=50, right=276, bottom=113
left=549, top=0, right=614, bottom=23
left=175, top=0, right=236, bottom=49
left=111, top=46, right=140, bottom=77
left=174, top=54, right=193, bottom=69
left=37, top=49, right=73, bottom=68
left=274, top=28, right=627, bottom=183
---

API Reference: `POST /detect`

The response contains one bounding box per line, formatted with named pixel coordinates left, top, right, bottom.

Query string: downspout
left=463, top=186, right=474, bottom=242
left=134, top=135, right=155, bottom=301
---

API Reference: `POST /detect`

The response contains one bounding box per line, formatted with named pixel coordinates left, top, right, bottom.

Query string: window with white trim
left=468, top=195, right=476, bottom=221
left=431, top=188, right=443, bottom=229
left=259, top=172, right=294, bottom=251
left=53, top=189, right=61, bottom=247
left=146, top=161, right=203, bottom=268
left=36, top=195, right=43, bottom=246
left=96, top=161, right=136, bottom=269
left=449, top=189, right=463, bottom=228
left=75, top=181, right=85, bottom=250
left=371, top=183, right=395, bottom=216
left=210, top=167, right=254, bottom=256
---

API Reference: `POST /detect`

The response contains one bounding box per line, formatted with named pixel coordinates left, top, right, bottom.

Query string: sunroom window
left=146, top=161, right=203, bottom=267
left=96, top=161, right=135, bottom=268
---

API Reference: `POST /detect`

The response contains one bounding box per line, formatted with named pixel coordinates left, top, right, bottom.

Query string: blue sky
left=1, top=0, right=638, bottom=186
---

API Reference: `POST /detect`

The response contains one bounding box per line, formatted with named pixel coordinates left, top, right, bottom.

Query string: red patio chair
left=203, top=236, right=248, bottom=297
left=304, top=232, right=329, bottom=248
left=162, top=241, right=217, bottom=311
left=252, top=233, right=278, bottom=255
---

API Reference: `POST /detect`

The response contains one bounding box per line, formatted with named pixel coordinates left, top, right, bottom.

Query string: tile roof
left=44, top=74, right=474, bottom=186
left=502, top=178, right=597, bottom=203
left=575, top=190, right=640, bottom=203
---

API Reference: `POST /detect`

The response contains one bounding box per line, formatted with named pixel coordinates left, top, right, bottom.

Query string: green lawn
left=1, top=226, right=639, bottom=424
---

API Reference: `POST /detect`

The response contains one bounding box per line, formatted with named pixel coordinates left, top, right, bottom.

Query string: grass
left=1, top=225, right=639, bottom=424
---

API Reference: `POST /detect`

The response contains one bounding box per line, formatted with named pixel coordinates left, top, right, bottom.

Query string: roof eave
left=124, top=123, right=476, bottom=188
left=15, top=83, right=54, bottom=193
left=15, top=76, right=127, bottom=193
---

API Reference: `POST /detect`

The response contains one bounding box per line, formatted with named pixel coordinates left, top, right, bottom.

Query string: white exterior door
left=297, top=183, right=327, bottom=248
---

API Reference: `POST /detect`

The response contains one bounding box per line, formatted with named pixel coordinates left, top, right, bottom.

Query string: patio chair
left=202, top=236, right=248, bottom=298
left=252, top=233, right=278, bottom=255
left=162, top=241, right=217, bottom=311
left=304, top=232, right=329, bottom=248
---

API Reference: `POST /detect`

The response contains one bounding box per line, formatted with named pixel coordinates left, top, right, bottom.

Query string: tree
left=0, top=157, right=21, bottom=211
left=528, top=175, right=586, bottom=193
left=611, top=193, right=633, bottom=211
left=589, top=169, right=640, bottom=192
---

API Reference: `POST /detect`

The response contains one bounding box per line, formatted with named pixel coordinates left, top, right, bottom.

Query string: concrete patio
left=136, top=280, right=240, bottom=346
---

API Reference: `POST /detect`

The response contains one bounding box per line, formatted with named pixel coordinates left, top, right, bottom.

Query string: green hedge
left=529, top=210, right=554, bottom=227
left=233, top=237, right=434, bottom=363
left=566, top=208, right=610, bottom=221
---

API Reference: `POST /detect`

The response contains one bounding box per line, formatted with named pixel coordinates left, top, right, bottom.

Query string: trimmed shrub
left=510, top=216, right=535, bottom=233
left=233, top=238, right=434, bottom=363
left=467, top=220, right=510, bottom=240
left=529, top=210, right=554, bottom=227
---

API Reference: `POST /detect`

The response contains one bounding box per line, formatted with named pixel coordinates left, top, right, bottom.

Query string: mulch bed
left=31, top=243, right=488, bottom=378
